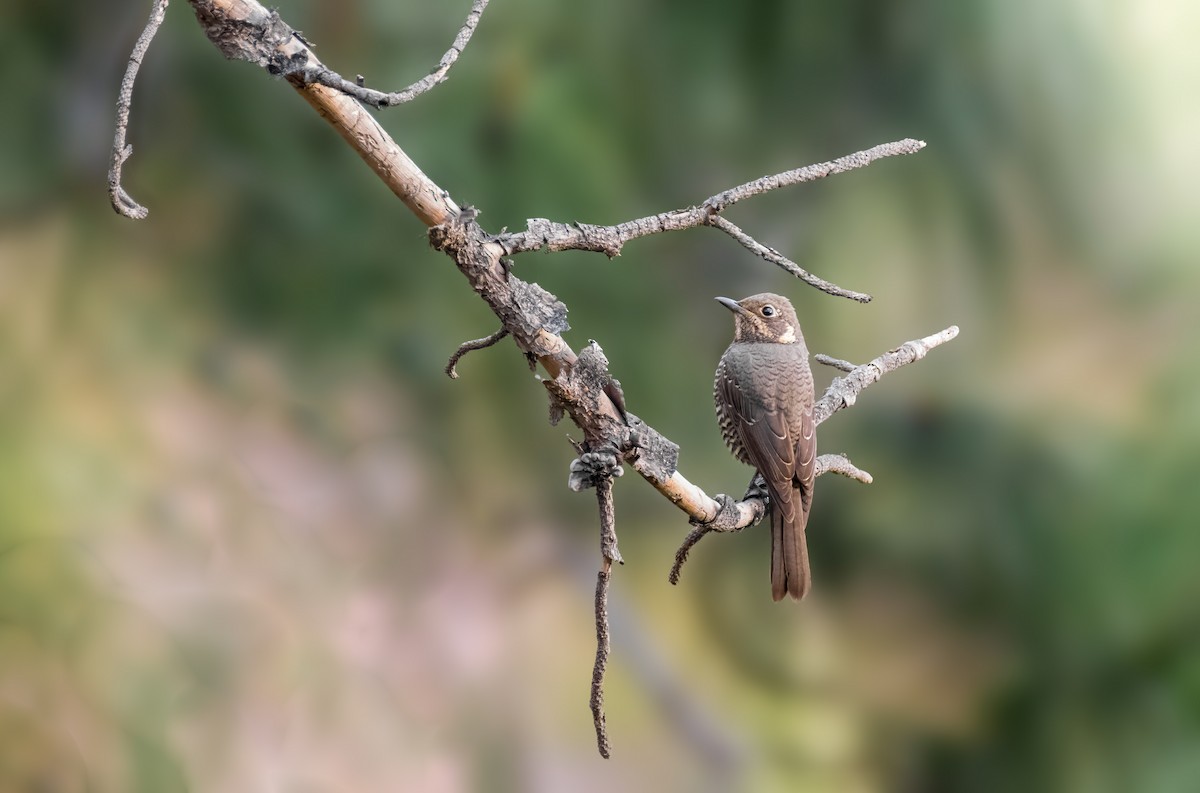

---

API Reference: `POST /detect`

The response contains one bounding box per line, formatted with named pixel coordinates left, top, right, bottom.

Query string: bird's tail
left=771, top=485, right=811, bottom=601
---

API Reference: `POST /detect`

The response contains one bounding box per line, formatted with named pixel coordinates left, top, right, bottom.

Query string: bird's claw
left=742, top=473, right=769, bottom=503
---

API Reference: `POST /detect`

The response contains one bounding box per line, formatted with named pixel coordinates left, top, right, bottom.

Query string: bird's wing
left=716, top=364, right=798, bottom=516
left=795, top=403, right=816, bottom=515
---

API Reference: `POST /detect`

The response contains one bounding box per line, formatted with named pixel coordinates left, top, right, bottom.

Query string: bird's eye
left=761, top=305, right=776, bottom=317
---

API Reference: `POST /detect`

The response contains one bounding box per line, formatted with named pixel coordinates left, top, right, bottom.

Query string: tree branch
left=590, top=471, right=618, bottom=758
left=591, top=566, right=613, bottom=758
left=445, top=327, right=509, bottom=379
left=707, top=215, right=872, bottom=302
left=813, top=325, right=960, bottom=425
left=492, top=139, right=921, bottom=284
left=173, top=4, right=945, bottom=544
left=815, top=353, right=856, bottom=372
left=817, top=452, right=874, bottom=485
left=108, top=0, right=170, bottom=219
left=189, top=0, right=460, bottom=227
left=121, top=0, right=956, bottom=759
left=291, top=0, right=491, bottom=108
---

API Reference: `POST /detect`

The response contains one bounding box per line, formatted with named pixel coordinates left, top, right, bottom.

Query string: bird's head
left=716, top=293, right=802, bottom=344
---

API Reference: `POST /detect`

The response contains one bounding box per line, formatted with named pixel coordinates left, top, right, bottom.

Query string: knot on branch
left=269, top=50, right=311, bottom=78
left=191, top=2, right=296, bottom=67
left=506, top=219, right=626, bottom=257
left=622, top=414, right=679, bottom=485
left=689, top=493, right=744, bottom=530
left=431, top=209, right=570, bottom=360
left=543, top=341, right=624, bottom=438
left=511, top=280, right=570, bottom=350
left=427, top=207, right=476, bottom=255
left=701, top=194, right=732, bottom=216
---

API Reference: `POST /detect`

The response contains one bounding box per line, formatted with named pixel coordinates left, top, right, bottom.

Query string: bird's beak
left=715, top=296, right=750, bottom=315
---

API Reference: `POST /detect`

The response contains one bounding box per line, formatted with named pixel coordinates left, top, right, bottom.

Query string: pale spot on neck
left=778, top=325, right=796, bottom=344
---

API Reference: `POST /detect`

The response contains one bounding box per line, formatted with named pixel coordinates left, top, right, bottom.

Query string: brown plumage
left=714, top=293, right=816, bottom=601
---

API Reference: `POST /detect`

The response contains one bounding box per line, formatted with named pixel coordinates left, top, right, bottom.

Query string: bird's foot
left=742, top=473, right=769, bottom=503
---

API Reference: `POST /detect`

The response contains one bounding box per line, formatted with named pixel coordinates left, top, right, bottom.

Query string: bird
left=713, top=293, right=816, bottom=601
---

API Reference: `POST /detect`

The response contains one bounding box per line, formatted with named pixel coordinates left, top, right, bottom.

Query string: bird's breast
left=718, top=342, right=812, bottom=409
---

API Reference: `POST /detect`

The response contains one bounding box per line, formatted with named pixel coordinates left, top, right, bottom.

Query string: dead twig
left=445, top=327, right=509, bottom=378
left=707, top=215, right=871, bottom=302
left=293, top=0, right=490, bottom=108
left=591, top=566, right=613, bottom=758
left=814, top=325, right=960, bottom=425
left=108, top=0, right=170, bottom=219
left=570, top=443, right=622, bottom=757
left=496, top=138, right=924, bottom=304
left=815, top=353, right=856, bottom=372
left=590, top=472, right=620, bottom=758
left=816, top=453, right=874, bottom=484
left=669, top=527, right=712, bottom=586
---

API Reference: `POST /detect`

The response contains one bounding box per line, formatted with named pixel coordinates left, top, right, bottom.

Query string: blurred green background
left=3, top=0, right=1199, bottom=790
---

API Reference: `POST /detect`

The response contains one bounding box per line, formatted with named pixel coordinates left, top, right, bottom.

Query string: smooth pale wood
left=293, top=80, right=457, bottom=228
left=195, top=0, right=457, bottom=227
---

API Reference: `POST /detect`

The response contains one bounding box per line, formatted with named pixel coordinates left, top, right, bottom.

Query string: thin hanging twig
left=591, top=563, right=613, bottom=759
left=445, top=327, right=509, bottom=378
left=589, top=461, right=622, bottom=758
left=108, top=0, right=170, bottom=219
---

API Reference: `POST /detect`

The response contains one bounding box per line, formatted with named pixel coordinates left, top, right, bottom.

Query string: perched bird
left=714, top=293, right=816, bottom=601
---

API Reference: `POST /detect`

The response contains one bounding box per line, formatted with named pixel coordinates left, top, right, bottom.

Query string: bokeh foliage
left=2, top=0, right=1198, bottom=790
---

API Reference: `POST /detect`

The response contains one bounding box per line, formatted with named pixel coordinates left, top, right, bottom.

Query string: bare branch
left=565, top=440, right=622, bottom=758
left=445, top=327, right=509, bottom=379
left=814, top=353, right=856, bottom=372
left=294, top=0, right=490, bottom=108
left=597, top=477, right=623, bottom=567
left=814, top=325, right=960, bottom=425
left=189, top=0, right=460, bottom=226
left=704, top=138, right=927, bottom=213
left=708, top=215, right=871, bottom=302
left=817, top=453, right=874, bottom=484
left=591, top=471, right=622, bottom=758
left=668, top=527, right=710, bottom=585
left=108, top=0, right=170, bottom=219
left=497, top=137, right=925, bottom=259
left=591, top=566, right=613, bottom=759
left=668, top=452, right=872, bottom=585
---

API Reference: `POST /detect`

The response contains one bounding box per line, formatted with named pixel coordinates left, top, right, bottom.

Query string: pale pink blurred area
left=0, top=229, right=705, bottom=787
